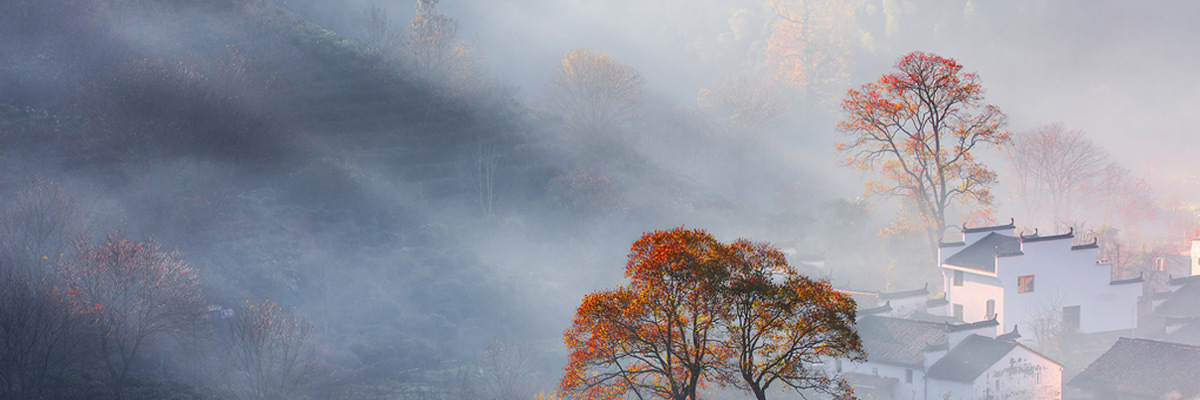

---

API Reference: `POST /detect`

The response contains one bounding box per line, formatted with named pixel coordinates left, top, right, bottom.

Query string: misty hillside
left=2, top=0, right=823, bottom=398
left=4, top=0, right=1197, bottom=399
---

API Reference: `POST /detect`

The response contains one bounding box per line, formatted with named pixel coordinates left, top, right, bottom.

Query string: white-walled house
left=925, top=334, right=1063, bottom=400
left=835, top=315, right=1048, bottom=400
left=937, top=220, right=1143, bottom=339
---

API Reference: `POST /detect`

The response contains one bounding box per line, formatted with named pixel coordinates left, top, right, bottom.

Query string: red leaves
left=836, top=51, right=1010, bottom=245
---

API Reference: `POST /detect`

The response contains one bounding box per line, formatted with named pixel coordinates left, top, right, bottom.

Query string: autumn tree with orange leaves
left=765, top=0, right=856, bottom=102
left=718, top=240, right=861, bottom=400
left=561, top=228, right=861, bottom=400
left=836, top=51, right=1011, bottom=250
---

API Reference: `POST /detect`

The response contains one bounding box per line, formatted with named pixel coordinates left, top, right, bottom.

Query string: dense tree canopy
left=561, top=228, right=861, bottom=400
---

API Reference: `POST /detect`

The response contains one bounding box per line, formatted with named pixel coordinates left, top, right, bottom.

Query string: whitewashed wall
left=942, top=234, right=1141, bottom=340
left=928, top=346, right=1061, bottom=400
left=996, top=239, right=1139, bottom=337
left=943, top=269, right=1004, bottom=334
left=1191, top=239, right=1200, bottom=276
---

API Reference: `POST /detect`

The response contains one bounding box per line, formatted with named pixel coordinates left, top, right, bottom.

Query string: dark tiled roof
left=942, top=233, right=1020, bottom=273
left=939, top=241, right=965, bottom=248
left=877, top=284, right=929, bottom=300
left=996, top=325, right=1021, bottom=342
left=961, top=219, right=1015, bottom=234
left=1110, top=273, right=1144, bottom=286
left=926, top=298, right=949, bottom=308
left=1165, top=316, right=1200, bottom=327
left=1156, top=279, right=1200, bottom=318
left=1168, top=274, right=1200, bottom=286
left=841, top=372, right=897, bottom=399
left=1019, top=227, right=1074, bottom=243
left=925, top=335, right=1017, bottom=382
left=946, top=317, right=999, bottom=333
left=859, top=301, right=892, bottom=315
left=1071, top=238, right=1099, bottom=250
left=857, top=316, right=947, bottom=368
left=1069, top=338, right=1200, bottom=398
left=906, top=310, right=961, bottom=324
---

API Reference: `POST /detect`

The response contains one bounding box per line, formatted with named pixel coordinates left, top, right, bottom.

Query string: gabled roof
left=1156, top=278, right=1200, bottom=318
left=1169, top=274, right=1200, bottom=287
left=877, top=284, right=929, bottom=300
left=942, top=232, right=1021, bottom=273
left=906, top=310, right=960, bottom=324
left=859, top=301, right=892, bottom=316
left=841, top=372, right=897, bottom=399
left=856, top=316, right=947, bottom=368
left=961, top=219, right=1015, bottom=234
left=1110, top=274, right=1144, bottom=286
left=1019, top=227, right=1075, bottom=243
left=946, top=317, right=999, bottom=333
left=925, top=335, right=1024, bottom=383
left=995, top=325, right=1021, bottom=342
left=1069, top=338, right=1200, bottom=398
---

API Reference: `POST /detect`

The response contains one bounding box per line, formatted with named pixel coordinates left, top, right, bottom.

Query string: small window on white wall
left=905, top=369, right=913, bottom=383
left=986, top=299, right=995, bottom=319
left=1018, top=275, right=1035, bottom=293
left=953, top=304, right=963, bottom=320
left=953, top=270, right=964, bottom=286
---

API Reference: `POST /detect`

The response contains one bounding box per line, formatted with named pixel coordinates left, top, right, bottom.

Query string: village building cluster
left=825, top=220, right=1200, bottom=400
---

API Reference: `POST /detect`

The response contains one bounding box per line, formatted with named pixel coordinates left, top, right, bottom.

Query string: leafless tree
left=478, top=339, right=535, bottom=400
left=1094, top=162, right=1156, bottom=227
left=543, top=49, right=646, bottom=134
left=224, top=299, right=319, bottom=400
left=0, top=176, right=90, bottom=271
left=465, top=138, right=501, bottom=218
left=357, top=4, right=403, bottom=59
left=0, top=177, right=97, bottom=398
left=1005, top=123, right=1109, bottom=226
left=61, top=233, right=207, bottom=400
left=697, top=75, right=784, bottom=139
left=0, top=261, right=98, bottom=399
left=696, top=74, right=784, bottom=194
left=1027, top=297, right=1085, bottom=372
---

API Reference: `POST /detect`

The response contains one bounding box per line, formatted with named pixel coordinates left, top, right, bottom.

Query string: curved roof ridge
left=961, top=218, right=1016, bottom=234
left=1021, top=227, right=1074, bottom=243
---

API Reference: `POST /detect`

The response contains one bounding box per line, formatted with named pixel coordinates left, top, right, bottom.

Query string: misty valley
left=2, top=0, right=1199, bottom=399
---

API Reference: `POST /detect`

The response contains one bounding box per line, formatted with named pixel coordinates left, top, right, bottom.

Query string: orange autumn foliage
left=764, top=0, right=855, bottom=102
left=836, top=51, right=1010, bottom=247
left=718, top=240, right=862, bottom=400
left=561, top=228, right=861, bottom=400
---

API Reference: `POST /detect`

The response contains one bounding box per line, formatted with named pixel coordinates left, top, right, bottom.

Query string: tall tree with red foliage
left=837, top=51, right=1011, bottom=249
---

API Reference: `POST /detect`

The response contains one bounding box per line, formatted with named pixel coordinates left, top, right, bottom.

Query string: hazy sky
left=336, top=0, right=1200, bottom=202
